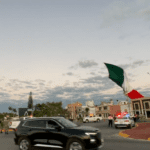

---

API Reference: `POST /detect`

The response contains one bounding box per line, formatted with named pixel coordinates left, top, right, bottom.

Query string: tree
left=8, top=106, right=16, bottom=117
left=28, top=92, right=33, bottom=116
left=28, top=92, right=33, bottom=109
left=33, top=101, right=70, bottom=117
left=13, top=108, right=17, bottom=116
left=85, top=107, right=89, bottom=116
left=8, top=106, right=12, bottom=113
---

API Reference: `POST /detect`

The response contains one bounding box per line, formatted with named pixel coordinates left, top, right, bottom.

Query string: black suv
left=14, top=117, right=104, bottom=150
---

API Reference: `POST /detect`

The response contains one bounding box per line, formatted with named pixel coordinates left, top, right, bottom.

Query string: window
left=56, top=118, right=78, bottom=128
left=135, top=104, right=139, bottom=110
left=99, top=107, right=101, bottom=111
left=47, top=120, right=59, bottom=128
left=145, top=102, right=149, bottom=109
left=24, top=120, right=46, bottom=128
left=104, top=106, right=107, bottom=110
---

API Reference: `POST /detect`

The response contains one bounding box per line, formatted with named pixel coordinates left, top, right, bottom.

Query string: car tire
left=18, top=137, right=31, bottom=150
left=128, top=124, right=132, bottom=129
left=97, top=119, right=100, bottom=122
left=86, top=119, right=89, bottom=123
left=115, top=125, right=118, bottom=129
left=66, top=138, right=85, bottom=150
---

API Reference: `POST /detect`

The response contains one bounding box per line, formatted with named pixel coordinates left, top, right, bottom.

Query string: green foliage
left=85, top=107, right=89, bottom=112
left=0, top=114, right=4, bottom=120
left=28, top=92, right=33, bottom=109
left=33, top=101, right=70, bottom=117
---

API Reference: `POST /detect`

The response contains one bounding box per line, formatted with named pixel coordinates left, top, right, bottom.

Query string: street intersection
left=0, top=120, right=150, bottom=150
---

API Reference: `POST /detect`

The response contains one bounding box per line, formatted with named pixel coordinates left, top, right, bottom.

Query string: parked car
left=14, top=117, right=104, bottom=150
left=114, top=116, right=135, bottom=129
left=83, top=116, right=102, bottom=123
left=8, top=117, right=31, bottom=130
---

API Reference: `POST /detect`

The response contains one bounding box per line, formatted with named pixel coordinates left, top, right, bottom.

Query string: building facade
left=131, top=97, right=150, bottom=118
left=67, top=101, right=82, bottom=119
left=117, top=100, right=133, bottom=116
left=109, top=105, right=121, bottom=117
left=86, top=100, right=96, bottom=117
left=96, top=100, right=114, bottom=119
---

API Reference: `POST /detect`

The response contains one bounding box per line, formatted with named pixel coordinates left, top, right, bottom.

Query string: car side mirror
left=55, top=126, right=61, bottom=130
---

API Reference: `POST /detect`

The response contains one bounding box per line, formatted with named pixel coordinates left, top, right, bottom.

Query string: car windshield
left=56, top=118, right=78, bottom=128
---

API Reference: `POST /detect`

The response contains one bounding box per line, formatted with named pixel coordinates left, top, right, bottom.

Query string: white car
left=8, top=117, right=31, bottom=130
left=114, top=116, right=135, bottom=129
left=83, top=116, right=102, bottom=123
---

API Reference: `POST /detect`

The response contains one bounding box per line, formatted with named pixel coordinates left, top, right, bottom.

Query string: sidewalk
left=119, top=122, right=150, bottom=141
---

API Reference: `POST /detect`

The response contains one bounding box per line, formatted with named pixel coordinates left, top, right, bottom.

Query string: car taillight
left=124, top=120, right=129, bottom=122
left=115, top=120, right=118, bottom=122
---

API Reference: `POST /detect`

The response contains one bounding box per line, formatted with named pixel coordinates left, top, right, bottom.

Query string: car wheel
left=66, top=138, right=85, bottom=150
left=115, top=125, right=118, bottom=129
left=128, top=124, right=132, bottom=129
left=97, top=119, right=100, bottom=122
left=86, top=119, right=89, bottom=123
left=18, top=137, right=31, bottom=150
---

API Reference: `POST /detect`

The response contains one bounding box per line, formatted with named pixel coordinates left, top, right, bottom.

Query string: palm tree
left=13, top=108, right=17, bottom=116
left=85, top=107, right=89, bottom=116
left=8, top=106, right=12, bottom=112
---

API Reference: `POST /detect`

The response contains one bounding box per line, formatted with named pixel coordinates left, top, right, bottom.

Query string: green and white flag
left=104, top=63, right=144, bottom=99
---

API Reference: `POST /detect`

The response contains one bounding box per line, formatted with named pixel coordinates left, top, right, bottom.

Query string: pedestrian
left=134, top=114, right=137, bottom=122
left=113, top=115, right=116, bottom=120
left=108, top=114, right=113, bottom=127
left=0, top=120, right=4, bottom=133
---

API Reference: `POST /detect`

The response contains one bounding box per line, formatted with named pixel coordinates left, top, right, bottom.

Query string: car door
left=24, top=120, right=47, bottom=144
left=45, top=119, right=65, bottom=146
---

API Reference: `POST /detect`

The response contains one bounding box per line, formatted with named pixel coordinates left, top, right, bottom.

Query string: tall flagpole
left=124, top=91, right=131, bottom=115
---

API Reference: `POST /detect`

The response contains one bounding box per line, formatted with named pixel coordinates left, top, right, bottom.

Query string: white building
left=86, top=100, right=96, bottom=116
left=117, top=100, right=133, bottom=116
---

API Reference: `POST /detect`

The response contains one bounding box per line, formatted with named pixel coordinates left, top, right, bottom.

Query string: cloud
left=66, top=72, right=74, bottom=76
left=100, top=0, right=150, bottom=28
left=117, top=60, right=148, bottom=70
left=70, top=60, right=98, bottom=69
left=78, top=60, right=98, bottom=68
left=90, top=72, right=96, bottom=75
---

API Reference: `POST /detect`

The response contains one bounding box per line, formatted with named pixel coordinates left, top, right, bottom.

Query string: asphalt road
left=0, top=120, right=150, bottom=150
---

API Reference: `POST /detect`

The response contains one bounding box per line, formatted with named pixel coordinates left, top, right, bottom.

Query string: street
left=0, top=120, right=150, bottom=150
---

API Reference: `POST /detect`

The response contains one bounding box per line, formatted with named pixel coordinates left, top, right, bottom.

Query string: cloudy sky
left=0, top=0, right=150, bottom=113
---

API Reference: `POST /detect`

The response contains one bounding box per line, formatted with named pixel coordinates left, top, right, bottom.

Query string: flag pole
left=124, top=91, right=131, bottom=115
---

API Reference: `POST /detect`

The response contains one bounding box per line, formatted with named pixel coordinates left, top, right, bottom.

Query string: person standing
left=108, top=114, right=113, bottom=127
left=134, top=114, right=137, bottom=122
left=0, top=119, right=4, bottom=133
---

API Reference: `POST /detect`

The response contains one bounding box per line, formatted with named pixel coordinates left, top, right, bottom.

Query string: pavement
left=74, top=120, right=150, bottom=141
left=119, top=122, right=150, bottom=141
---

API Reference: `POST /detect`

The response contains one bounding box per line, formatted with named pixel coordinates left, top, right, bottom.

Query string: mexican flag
left=104, top=63, right=144, bottom=99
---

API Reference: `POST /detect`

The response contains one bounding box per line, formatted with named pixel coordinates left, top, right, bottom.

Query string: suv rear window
left=23, top=120, right=46, bottom=128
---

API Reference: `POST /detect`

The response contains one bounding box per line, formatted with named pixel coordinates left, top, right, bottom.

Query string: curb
left=0, top=129, right=14, bottom=132
left=118, top=123, right=150, bottom=141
